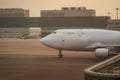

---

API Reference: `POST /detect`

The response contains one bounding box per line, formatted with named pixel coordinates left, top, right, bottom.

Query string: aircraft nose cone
left=40, top=38, right=47, bottom=45
left=40, top=36, right=52, bottom=47
left=40, top=35, right=59, bottom=49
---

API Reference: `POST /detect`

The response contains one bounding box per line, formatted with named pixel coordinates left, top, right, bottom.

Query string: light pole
left=116, top=8, right=119, bottom=20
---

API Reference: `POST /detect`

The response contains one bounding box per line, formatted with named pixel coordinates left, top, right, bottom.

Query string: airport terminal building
left=41, top=7, right=95, bottom=17
left=107, top=20, right=120, bottom=30
left=0, top=8, right=29, bottom=17
left=0, top=7, right=119, bottom=38
left=40, top=7, right=109, bottom=37
left=0, top=8, right=29, bottom=38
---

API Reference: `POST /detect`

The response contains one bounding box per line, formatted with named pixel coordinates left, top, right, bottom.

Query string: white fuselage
left=41, top=29, right=120, bottom=51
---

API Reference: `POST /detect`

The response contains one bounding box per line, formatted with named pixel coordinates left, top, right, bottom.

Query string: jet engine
left=95, top=48, right=116, bottom=57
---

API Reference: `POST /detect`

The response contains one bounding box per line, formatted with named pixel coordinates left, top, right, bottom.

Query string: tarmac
left=0, top=39, right=106, bottom=80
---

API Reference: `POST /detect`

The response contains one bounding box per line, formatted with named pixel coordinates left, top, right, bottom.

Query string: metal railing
left=84, top=54, right=120, bottom=80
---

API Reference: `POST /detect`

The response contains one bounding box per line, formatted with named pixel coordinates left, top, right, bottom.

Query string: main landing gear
left=58, top=50, right=63, bottom=58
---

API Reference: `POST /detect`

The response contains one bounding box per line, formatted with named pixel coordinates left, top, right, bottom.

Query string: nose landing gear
left=58, top=50, right=63, bottom=58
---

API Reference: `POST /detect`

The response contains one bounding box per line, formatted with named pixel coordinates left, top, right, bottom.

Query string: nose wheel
left=58, top=50, right=63, bottom=58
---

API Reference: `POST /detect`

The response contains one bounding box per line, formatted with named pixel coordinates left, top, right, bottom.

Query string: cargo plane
left=41, top=29, right=120, bottom=58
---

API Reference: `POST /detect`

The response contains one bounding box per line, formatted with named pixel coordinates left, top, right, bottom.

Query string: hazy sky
left=0, top=0, right=120, bottom=19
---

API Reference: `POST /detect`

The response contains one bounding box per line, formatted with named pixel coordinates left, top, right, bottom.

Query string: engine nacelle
left=95, top=48, right=110, bottom=57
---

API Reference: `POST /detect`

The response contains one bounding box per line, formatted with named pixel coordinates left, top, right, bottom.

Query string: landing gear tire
left=58, top=53, right=63, bottom=58
left=58, top=50, right=63, bottom=58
